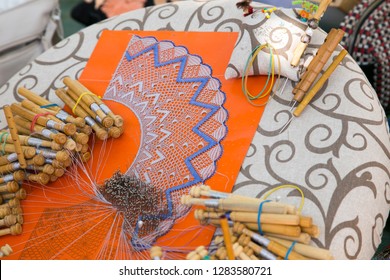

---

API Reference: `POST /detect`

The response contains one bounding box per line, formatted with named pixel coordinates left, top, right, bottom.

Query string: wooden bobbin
left=3, top=105, right=27, bottom=168
left=27, top=172, right=50, bottom=185
left=0, top=170, right=25, bottom=184
left=215, top=246, right=227, bottom=260
left=53, top=168, right=65, bottom=178
left=3, top=143, right=36, bottom=159
left=299, top=216, right=313, bottom=228
left=29, top=154, right=46, bottom=166
left=80, top=144, right=89, bottom=154
left=0, top=223, right=22, bottom=236
left=244, top=222, right=301, bottom=237
left=0, top=214, right=17, bottom=227
left=20, top=99, right=77, bottom=136
left=86, top=89, right=124, bottom=127
left=14, top=115, right=67, bottom=145
left=301, top=225, right=320, bottom=238
left=18, top=88, right=59, bottom=110
left=0, top=208, right=11, bottom=219
left=267, top=236, right=333, bottom=260
left=17, top=87, right=85, bottom=128
left=64, top=138, right=77, bottom=151
left=66, top=88, right=114, bottom=129
left=10, top=207, right=23, bottom=215
left=0, top=153, right=16, bottom=166
left=47, top=159, right=64, bottom=169
left=0, top=181, right=20, bottom=194
left=238, top=233, right=277, bottom=260
left=63, top=77, right=115, bottom=128
left=0, top=244, right=13, bottom=258
left=243, top=246, right=259, bottom=260
left=72, top=132, right=89, bottom=145
left=1, top=188, right=27, bottom=201
left=0, top=162, right=20, bottom=175
left=149, top=246, right=163, bottom=260
left=7, top=128, right=62, bottom=151
left=27, top=164, right=55, bottom=175
left=0, top=198, right=20, bottom=210
left=55, top=89, right=108, bottom=140
left=228, top=211, right=300, bottom=226
left=80, top=152, right=91, bottom=163
left=233, top=222, right=307, bottom=260
left=11, top=103, right=76, bottom=137
left=36, top=148, right=70, bottom=163
left=108, top=126, right=123, bottom=139
left=232, top=243, right=251, bottom=260
left=78, top=124, right=93, bottom=135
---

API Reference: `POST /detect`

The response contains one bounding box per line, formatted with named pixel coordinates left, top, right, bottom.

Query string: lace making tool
left=279, top=48, right=348, bottom=134
left=290, top=0, right=332, bottom=67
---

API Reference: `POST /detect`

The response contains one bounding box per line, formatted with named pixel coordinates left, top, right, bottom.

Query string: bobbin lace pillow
left=224, top=8, right=308, bottom=81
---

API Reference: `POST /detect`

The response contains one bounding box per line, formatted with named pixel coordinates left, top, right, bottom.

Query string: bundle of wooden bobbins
left=0, top=77, right=124, bottom=250
left=181, top=184, right=334, bottom=260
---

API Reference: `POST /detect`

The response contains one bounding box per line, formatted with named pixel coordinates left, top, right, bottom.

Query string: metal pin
left=279, top=116, right=294, bottom=134
left=277, top=78, right=289, bottom=96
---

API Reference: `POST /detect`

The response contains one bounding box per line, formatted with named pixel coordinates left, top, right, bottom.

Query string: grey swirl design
left=263, top=140, right=296, bottom=183
left=112, top=18, right=144, bottom=31
left=305, top=161, right=339, bottom=191
left=258, top=109, right=292, bottom=136
left=144, top=3, right=179, bottom=23
left=194, top=3, right=224, bottom=26
left=267, top=27, right=292, bottom=60
left=372, top=214, right=385, bottom=251
left=344, top=78, right=375, bottom=112
left=12, top=75, right=40, bottom=101
left=34, top=33, right=86, bottom=65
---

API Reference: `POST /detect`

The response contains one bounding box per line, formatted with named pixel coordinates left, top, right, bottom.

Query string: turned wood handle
left=18, top=88, right=60, bottom=111
left=3, top=106, right=27, bottom=168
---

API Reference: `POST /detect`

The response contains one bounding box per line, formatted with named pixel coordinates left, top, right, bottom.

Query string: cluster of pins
left=181, top=185, right=334, bottom=260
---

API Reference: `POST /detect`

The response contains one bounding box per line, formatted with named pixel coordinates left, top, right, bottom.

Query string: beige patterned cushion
left=225, top=8, right=307, bottom=81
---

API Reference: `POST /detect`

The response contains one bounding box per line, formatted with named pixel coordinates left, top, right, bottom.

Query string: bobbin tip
left=24, top=147, right=36, bottom=159
left=74, top=117, right=86, bottom=128
left=10, top=223, right=22, bottom=235
left=180, top=195, right=192, bottom=205
left=0, top=208, right=11, bottom=217
left=80, top=152, right=91, bottom=163
left=56, top=150, right=70, bottom=162
left=64, top=139, right=77, bottom=151
left=16, top=188, right=27, bottom=200
left=63, top=123, right=77, bottom=136
left=4, top=214, right=17, bottom=227
left=189, top=185, right=202, bottom=198
left=42, top=164, right=55, bottom=175
left=13, top=170, right=25, bottom=182
left=7, top=181, right=20, bottom=193
left=54, top=168, right=65, bottom=178
left=35, top=173, right=50, bottom=185
left=102, top=117, right=114, bottom=128
left=108, top=127, right=122, bottom=139
left=0, top=244, right=13, bottom=257
left=53, top=133, right=67, bottom=145
left=114, top=115, right=124, bottom=127
left=32, top=154, right=46, bottom=166
left=74, top=132, right=89, bottom=145
left=96, top=129, right=108, bottom=141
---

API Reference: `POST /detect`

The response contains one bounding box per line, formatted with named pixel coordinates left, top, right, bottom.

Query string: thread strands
left=241, top=43, right=281, bottom=107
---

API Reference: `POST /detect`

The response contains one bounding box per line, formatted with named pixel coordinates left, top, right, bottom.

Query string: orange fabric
left=1, top=30, right=270, bottom=259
